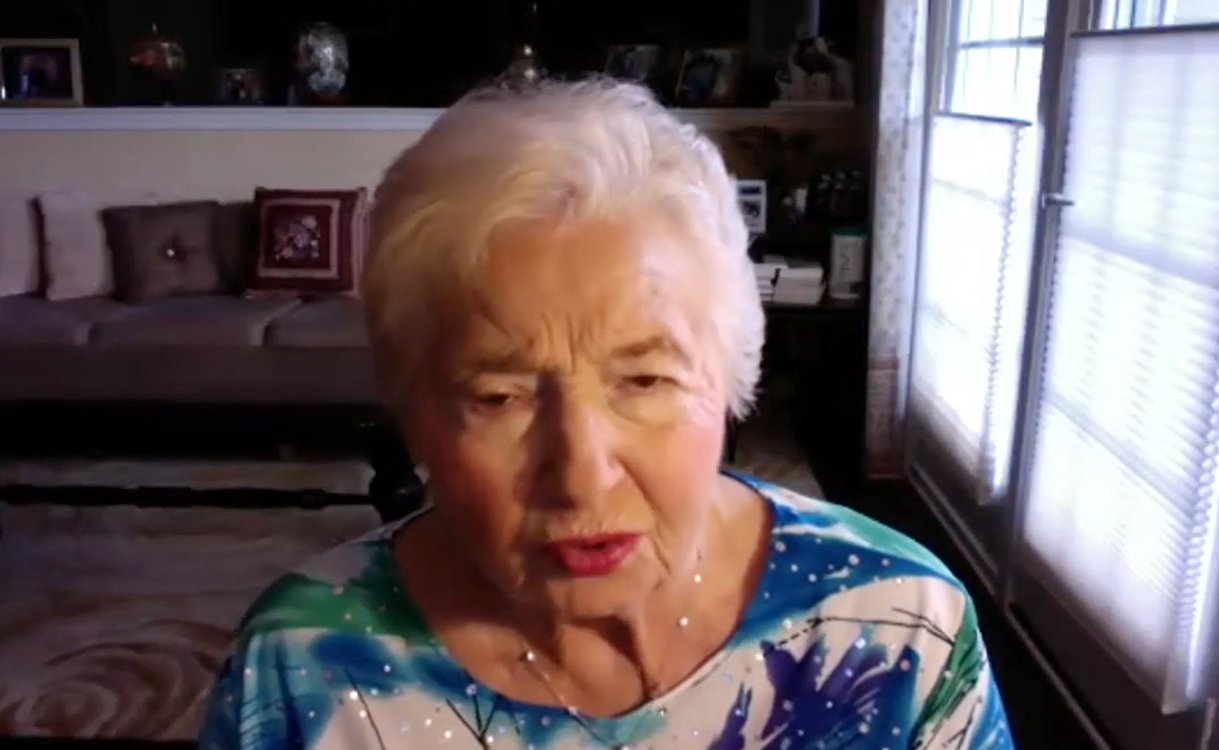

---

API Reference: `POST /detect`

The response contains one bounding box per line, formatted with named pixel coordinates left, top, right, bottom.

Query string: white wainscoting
left=0, top=102, right=854, bottom=132
left=0, top=103, right=858, bottom=204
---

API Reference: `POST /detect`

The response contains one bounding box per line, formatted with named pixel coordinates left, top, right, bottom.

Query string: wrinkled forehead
left=430, top=216, right=715, bottom=374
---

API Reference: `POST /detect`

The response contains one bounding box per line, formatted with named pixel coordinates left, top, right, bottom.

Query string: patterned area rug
left=0, top=429, right=820, bottom=740
left=0, top=504, right=383, bottom=739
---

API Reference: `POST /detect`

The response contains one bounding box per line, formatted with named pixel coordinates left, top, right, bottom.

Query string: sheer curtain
left=864, top=0, right=930, bottom=478
left=1016, top=25, right=1219, bottom=726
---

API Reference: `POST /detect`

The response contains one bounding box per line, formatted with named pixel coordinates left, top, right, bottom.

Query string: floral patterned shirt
left=197, top=473, right=1014, bottom=749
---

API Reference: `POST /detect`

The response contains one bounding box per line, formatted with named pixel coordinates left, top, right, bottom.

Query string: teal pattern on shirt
left=197, top=473, right=1014, bottom=749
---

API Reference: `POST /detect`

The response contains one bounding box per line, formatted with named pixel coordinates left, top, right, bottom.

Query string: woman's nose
left=545, top=398, right=624, bottom=509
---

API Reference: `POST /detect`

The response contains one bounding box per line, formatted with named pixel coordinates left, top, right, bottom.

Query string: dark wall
left=0, top=0, right=857, bottom=107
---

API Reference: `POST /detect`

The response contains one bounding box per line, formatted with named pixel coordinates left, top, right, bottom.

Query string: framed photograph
left=675, top=46, right=744, bottom=108
left=736, top=178, right=768, bottom=235
left=0, top=38, right=83, bottom=107
left=216, top=66, right=265, bottom=105
left=604, top=44, right=661, bottom=84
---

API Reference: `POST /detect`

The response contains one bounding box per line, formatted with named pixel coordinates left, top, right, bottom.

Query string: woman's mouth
left=545, top=533, right=641, bottom=577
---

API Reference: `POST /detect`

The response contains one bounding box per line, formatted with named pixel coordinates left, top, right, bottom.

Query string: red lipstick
left=546, top=533, right=641, bottom=577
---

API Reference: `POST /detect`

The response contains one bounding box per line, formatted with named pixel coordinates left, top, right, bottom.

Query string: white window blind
left=1021, top=27, right=1219, bottom=711
left=1172, top=0, right=1219, bottom=24
left=1099, top=0, right=1219, bottom=29
left=909, top=113, right=1035, bottom=504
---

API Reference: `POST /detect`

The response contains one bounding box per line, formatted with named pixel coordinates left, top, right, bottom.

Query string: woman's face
left=404, top=215, right=729, bottom=622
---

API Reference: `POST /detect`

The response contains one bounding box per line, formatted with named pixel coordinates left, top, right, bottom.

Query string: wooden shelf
left=0, top=102, right=856, bottom=132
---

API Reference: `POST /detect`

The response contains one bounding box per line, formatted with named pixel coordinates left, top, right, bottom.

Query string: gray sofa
left=0, top=294, right=375, bottom=404
left=0, top=199, right=378, bottom=407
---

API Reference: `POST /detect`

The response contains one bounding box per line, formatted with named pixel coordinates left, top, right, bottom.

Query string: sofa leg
left=364, top=419, right=425, bottom=524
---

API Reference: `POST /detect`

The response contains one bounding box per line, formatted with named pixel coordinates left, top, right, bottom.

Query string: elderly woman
left=198, top=80, right=1013, bottom=750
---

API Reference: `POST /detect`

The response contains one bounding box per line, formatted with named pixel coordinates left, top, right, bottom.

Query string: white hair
left=362, top=78, right=765, bottom=420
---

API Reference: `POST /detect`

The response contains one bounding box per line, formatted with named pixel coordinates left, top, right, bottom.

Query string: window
left=902, top=0, right=1219, bottom=745
left=904, top=0, right=1044, bottom=579
left=1017, top=25, right=1219, bottom=722
left=944, top=0, right=1047, bottom=120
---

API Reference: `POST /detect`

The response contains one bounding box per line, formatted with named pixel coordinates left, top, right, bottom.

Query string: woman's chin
left=538, top=569, right=657, bottom=622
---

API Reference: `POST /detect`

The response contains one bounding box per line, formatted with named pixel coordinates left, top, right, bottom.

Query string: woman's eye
left=623, top=375, right=668, bottom=391
left=472, top=392, right=515, bottom=409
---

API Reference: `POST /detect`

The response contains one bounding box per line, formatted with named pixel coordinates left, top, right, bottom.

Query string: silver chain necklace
left=512, top=551, right=705, bottom=750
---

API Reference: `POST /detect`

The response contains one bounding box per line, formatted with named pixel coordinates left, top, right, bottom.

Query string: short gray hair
left=363, top=79, right=764, bottom=419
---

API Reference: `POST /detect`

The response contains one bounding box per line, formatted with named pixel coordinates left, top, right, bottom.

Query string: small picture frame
left=604, top=44, right=661, bottom=85
left=0, top=38, right=84, bottom=107
left=216, top=66, right=265, bottom=105
left=736, top=178, right=768, bottom=235
left=675, top=46, right=744, bottom=108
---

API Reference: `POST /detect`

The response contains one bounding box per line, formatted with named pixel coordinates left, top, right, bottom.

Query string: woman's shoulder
left=731, top=474, right=976, bottom=642
left=198, top=521, right=458, bottom=747
left=746, top=474, right=959, bottom=582
left=230, top=520, right=432, bottom=648
left=691, top=477, right=1007, bottom=750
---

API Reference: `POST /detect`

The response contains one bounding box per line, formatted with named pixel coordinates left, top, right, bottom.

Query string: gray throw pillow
left=102, top=201, right=223, bottom=303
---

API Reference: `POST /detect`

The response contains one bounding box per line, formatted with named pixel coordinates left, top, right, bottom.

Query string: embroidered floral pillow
left=248, top=187, right=368, bottom=296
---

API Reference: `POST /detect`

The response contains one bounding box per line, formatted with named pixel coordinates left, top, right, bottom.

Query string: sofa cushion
left=38, top=190, right=116, bottom=301
left=265, top=297, right=368, bottom=348
left=91, top=295, right=299, bottom=346
left=0, top=295, right=128, bottom=345
left=248, top=188, right=369, bottom=296
left=102, top=201, right=223, bottom=302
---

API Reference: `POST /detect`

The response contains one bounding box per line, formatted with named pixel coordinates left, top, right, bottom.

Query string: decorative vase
left=128, top=22, right=187, bottom=105
left=291, top=22, right=350, bottom=105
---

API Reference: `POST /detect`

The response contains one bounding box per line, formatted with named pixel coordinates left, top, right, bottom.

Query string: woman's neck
left=509, top=546, right=710, bottom=697
left=396, top=474, right=769, bottom=715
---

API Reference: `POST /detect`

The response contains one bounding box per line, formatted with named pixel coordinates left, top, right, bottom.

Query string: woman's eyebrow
left=458, top=347, right=539, bottom=376
left=456, top=334, right=691, bottom=376
left=609, top=334, right=691, bottom=364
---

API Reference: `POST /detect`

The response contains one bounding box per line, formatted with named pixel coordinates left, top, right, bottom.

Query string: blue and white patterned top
left=198, top=474, right=1013, bottom=749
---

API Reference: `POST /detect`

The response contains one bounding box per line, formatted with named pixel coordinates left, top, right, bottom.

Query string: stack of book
left=753, top=258, right=787, bottom=303
left=773, top=265, right=826, bottom=306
